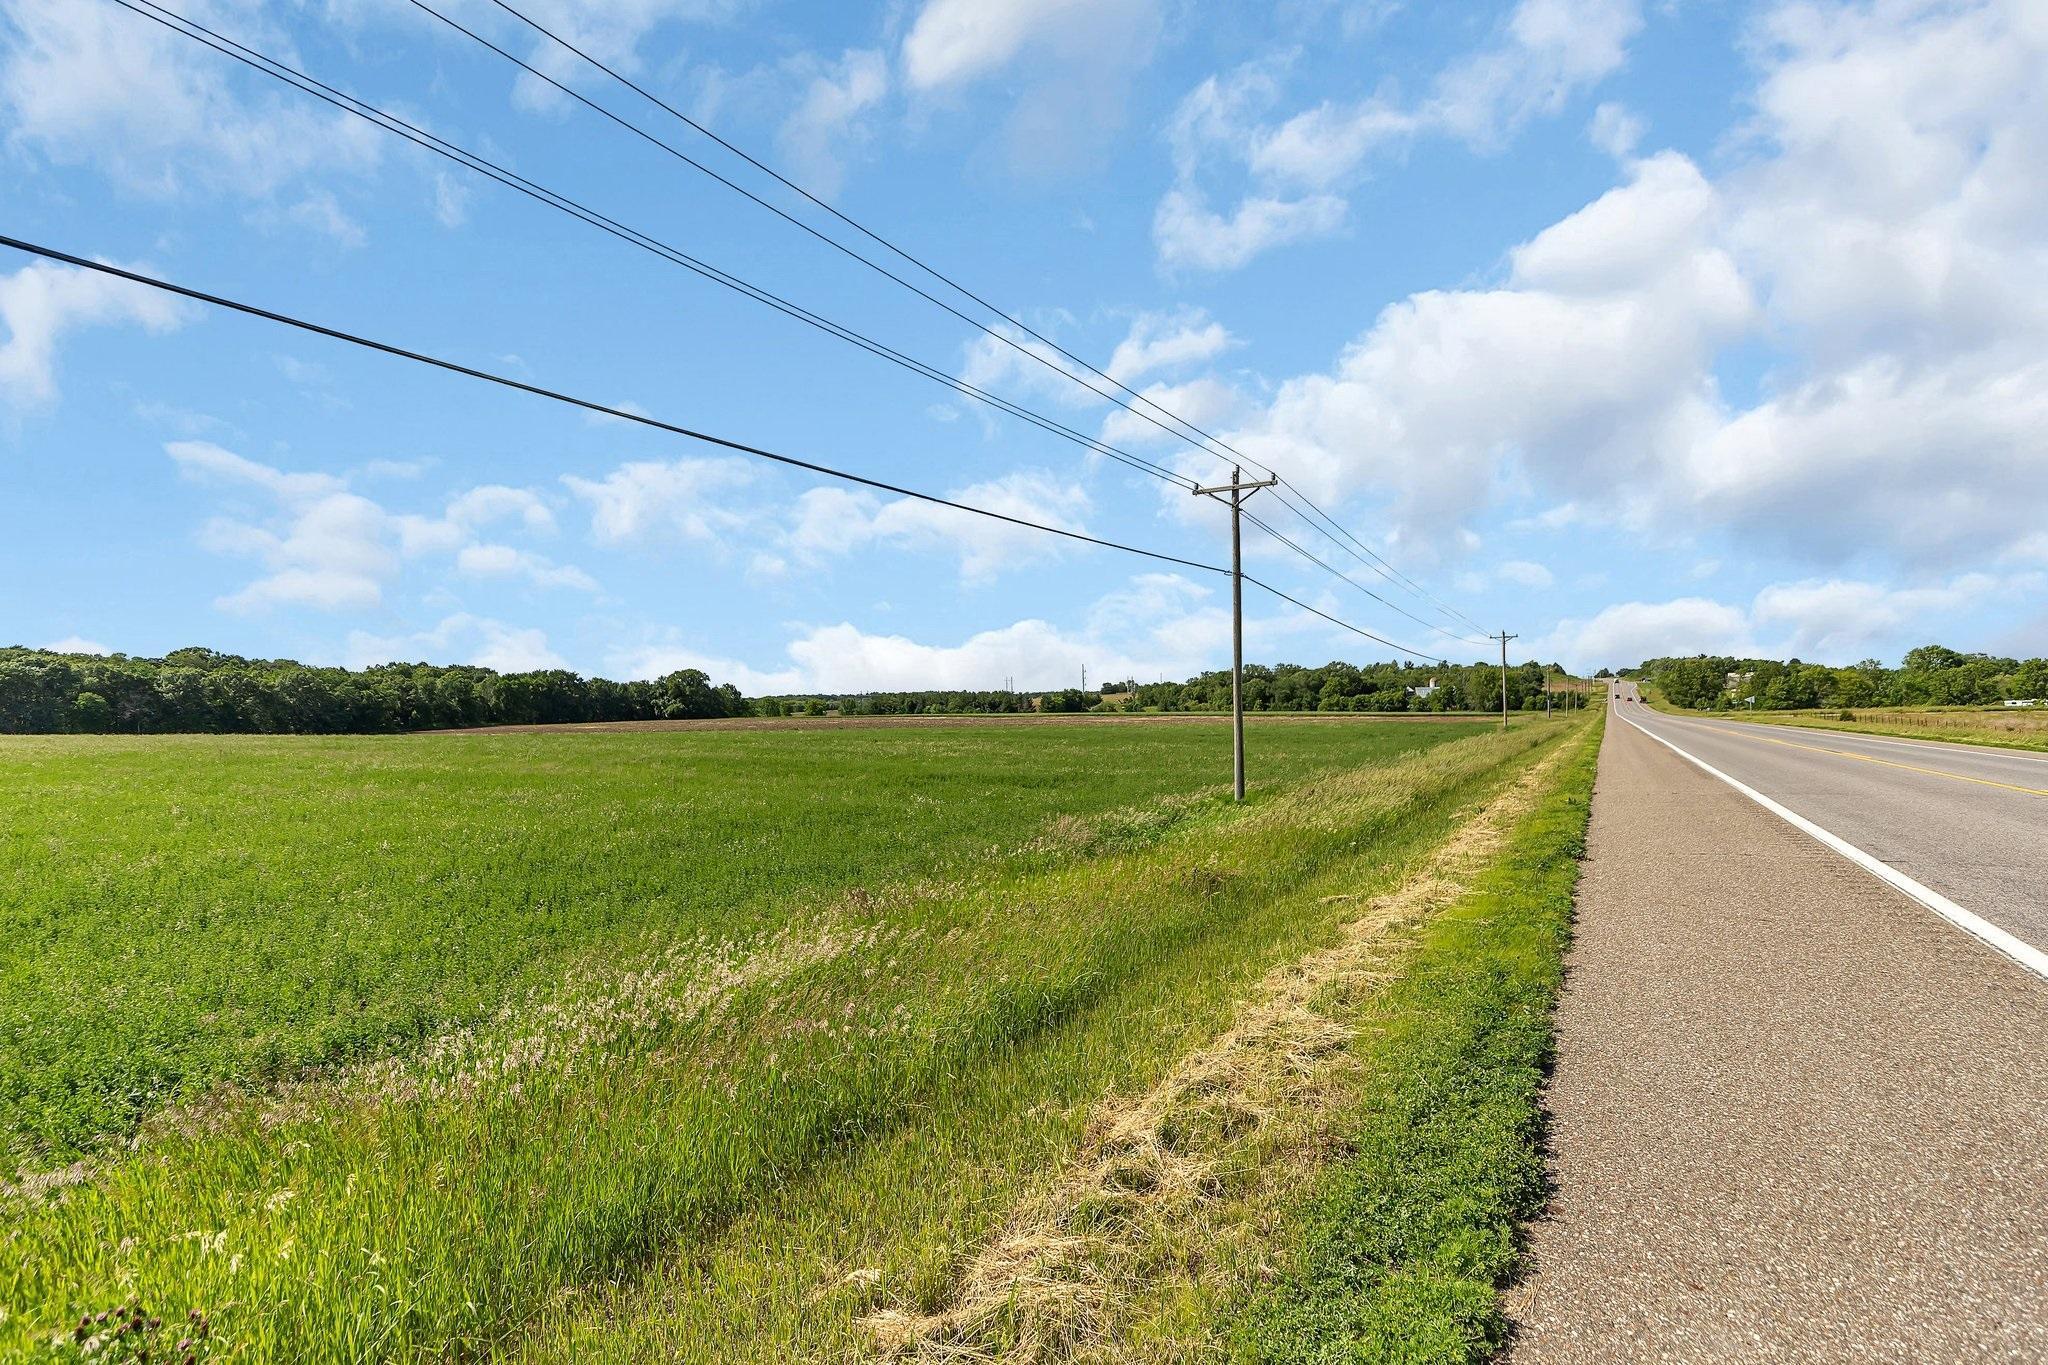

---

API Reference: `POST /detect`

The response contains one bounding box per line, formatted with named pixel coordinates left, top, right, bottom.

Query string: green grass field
left=2, top=715, right=1584, bottom=1362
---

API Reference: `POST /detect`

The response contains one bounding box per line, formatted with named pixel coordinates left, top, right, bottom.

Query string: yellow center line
left=1682, top=719, right=2048, bottom=798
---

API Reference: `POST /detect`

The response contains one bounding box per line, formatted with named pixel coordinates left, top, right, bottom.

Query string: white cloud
left=1750, top=571, right=2030, bottom=659
left=171, top=442, right=586, bottom=611
left=609, top=569, right=1395, bottom=696
left=957, top=321, right=1092, bottom=411
left=902, top=0, right=1152, bottom=89
left=900, top=0, right=1162, bottom=175
left=1153, top=187, right=1348, bottom=274
left=562, top=452, right=1091, bottom=585
left=495, top=0, right=748, bottom=109
left=609, top=642, right=805, bottom=695
left=563, top=457, right=759, bottom=546
left=1248, top=98, right=1418, bottom=189
left=1455, top=559, right=1555, bottom=594
left=279, top=190, right=366, bottom=249
left=1156, top=0, right=1643, bottom=272
left=455, top=543, right=597, bottom=592
left=1428, top=0, right=1642, bottom=147
left=1106, top=308, right=1238, bottom=384
left=1538, top=597, right=1758, bottom=672
left=446, top=484, right=557, bottom=536
left=1499, top=559, right=1555, bottom=589
left=1099, top=375, right=1248, bottom=449
left=40, top=635, right=110, bottom=655
left=431, top=172, right=470, bottom=229
left=1587, top=100, right=1644, bottom=159
left=879, top=471, right=1090, bottom=582
left=776, top=49, right=888, bottom=198
left=1202, top=0, right=2048, bottom=584
left=0, top=259, right=190, bottom=406
left=0, top=0, right=381, bottom=199
left=780, top=471, right=1092, bottom=584
left=614, top=570, right=1339, bottom=693
left=582, top=400, right=653, bottom=428
left=1222, top=151, right=1751, bottom=546
left=1536, top=570, right=2038, bottom=671
left=346, top=613, right=568, bottom=674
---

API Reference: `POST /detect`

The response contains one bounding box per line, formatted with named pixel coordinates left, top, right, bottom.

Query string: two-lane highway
left=1513, top=684, right=2048, bottom=1360
left=1607, top=681, right=2047, bottom=969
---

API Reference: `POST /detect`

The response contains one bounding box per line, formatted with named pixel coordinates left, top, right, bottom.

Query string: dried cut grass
left=863, top=741, right=1572, bottom=1362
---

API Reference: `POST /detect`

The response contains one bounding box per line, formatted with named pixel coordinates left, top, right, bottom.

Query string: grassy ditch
left=1, top=719, right=1558, bottom=1362
left=513, top=722, right=1585, bottom=1364
left=1229, top=714, right=1600, bottom=1363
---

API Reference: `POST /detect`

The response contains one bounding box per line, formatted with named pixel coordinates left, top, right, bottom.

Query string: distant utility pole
left=1494, top=631, right=1518, bottom=731
left=1081, top=664, right=1087, bottom=692
left=1545, top=665, right=1552, bottom=718
left=1193, top=464, right=1279, bottom=801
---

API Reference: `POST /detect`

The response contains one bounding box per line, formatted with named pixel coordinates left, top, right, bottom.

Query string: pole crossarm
left=1191, top=474, right=1279, bottom=499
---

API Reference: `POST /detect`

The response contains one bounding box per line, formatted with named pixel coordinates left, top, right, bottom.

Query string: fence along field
left=0, top=715, right=1584, bottom=1360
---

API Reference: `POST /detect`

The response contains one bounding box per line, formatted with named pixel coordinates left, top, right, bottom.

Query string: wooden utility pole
left=1495, top=630, right=1518, bottom=731
left=1193, top=465, right=1278, bottom=801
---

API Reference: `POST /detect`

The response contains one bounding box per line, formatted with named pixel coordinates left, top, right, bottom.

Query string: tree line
left=1109, top=659, right=1567, bottom=713
left=804, top=659, right=1575, bottom=718
left=2, top=644, right=1583, bottom=735
left=1639, top=645, right=2048, bottom=711
left=0, top=646, right=747, bottom=734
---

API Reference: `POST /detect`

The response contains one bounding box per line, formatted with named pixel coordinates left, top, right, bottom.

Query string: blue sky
left=3, top=0, right=2043, bottom=688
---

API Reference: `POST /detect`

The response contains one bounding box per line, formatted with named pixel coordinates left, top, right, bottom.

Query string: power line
left=122, top=0, right=1498, bottom=652
left=0, top=235, right=1222, bottom=569
left=110, top=0, right=1200, bottom=494
left=408, top=0, right=1238, bottom=471
left=444, top=0, right=1494, bottom=634
left=1240, top=507, right=1490, bottom=646
left=0, top=234, right=1454, bottom=666
left=471, top=0, right=1254, bottom=471
left=106, top=0, right=1494, bottom=657
left=1246, top=576, right=1447, bottom=663
left=1267, top=485, right=1492, bottom=637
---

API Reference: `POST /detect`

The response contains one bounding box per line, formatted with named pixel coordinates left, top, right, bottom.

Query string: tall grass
left=1, top=720, right=1476, bottom=1164
left=0, top=720, right=1533, bottom=1360
left=520, top=723, right=1581, bottom=1363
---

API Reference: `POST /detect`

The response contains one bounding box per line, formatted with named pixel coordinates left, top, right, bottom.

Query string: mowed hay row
left=862, top=741, right=1576, bottom=1364
left=0, top=718, right=1563, bottom=1362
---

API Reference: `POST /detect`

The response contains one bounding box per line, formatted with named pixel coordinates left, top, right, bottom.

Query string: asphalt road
left=1510, top=686, right=2048, bottom=1360
left=1608, top=683, right=2048, bottom=961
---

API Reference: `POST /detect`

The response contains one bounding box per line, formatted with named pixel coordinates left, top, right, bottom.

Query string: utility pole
left=1193, top=464, right=1279, bottom=801
left=1494, top=630, right=1518, bottom=731
left=1545, top=665, right=1552, bottom=718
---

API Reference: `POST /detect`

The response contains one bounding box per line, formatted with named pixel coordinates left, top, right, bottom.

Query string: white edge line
left=1617, top=710, right=2048, bottom=985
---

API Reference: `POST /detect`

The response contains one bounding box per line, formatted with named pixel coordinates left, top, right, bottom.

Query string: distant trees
left=70, top=690, right=111, bottom=733
left=1639, top=645, right=2047, bottom=712
left=975, top=659, right=1566, bottom=716
left=0, top=647, right=750, bottom=735
left=2, top=642, right=1615, bottom=735
left=836, top=689, right=1033, bottom=717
